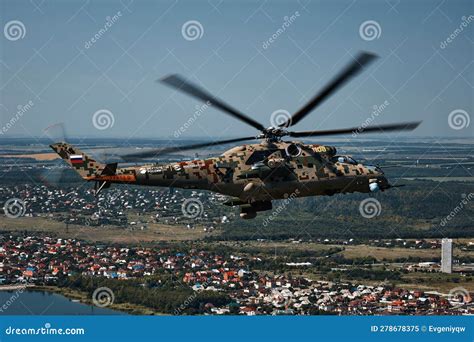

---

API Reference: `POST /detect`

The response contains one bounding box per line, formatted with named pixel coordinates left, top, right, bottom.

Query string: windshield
left=333, top=156, right=358, bottom=165
left=347, top=157, right=358, bottom=164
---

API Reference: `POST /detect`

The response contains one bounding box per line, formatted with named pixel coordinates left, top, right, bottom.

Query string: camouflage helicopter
left=51, top=52, right=420, bottom=219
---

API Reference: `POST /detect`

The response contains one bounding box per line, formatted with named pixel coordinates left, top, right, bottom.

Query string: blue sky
left=0, top=0, right=472, bottom=140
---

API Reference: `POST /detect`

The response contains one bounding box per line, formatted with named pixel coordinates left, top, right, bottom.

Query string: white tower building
left=441, top=238, right=453, bottom=273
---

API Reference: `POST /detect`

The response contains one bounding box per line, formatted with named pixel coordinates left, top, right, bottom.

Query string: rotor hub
left=258, top=127, right=289, bottom=141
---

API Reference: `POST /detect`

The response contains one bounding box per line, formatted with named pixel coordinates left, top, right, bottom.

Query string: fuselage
left=110, top=141, right=388, bottom=202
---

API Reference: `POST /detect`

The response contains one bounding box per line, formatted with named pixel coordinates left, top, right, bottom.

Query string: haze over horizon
left=1, top=0, right=472, bottom=142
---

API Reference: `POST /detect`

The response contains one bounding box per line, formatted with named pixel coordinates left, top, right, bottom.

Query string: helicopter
left=50, top=51, right=421, bottom=219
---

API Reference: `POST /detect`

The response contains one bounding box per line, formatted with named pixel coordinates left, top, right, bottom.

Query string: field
left=341, top=244, right=474, bottom=260
left=397, top=273, right=473, bottom=293
left=0, top=216, right=215, bottom=243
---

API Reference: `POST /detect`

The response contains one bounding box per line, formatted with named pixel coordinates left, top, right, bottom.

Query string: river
left=0, top=290, right=125, bottom=315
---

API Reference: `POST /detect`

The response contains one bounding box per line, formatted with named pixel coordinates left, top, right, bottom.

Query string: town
left=0, top=234, right=472, bottom=315
left=0, top=183, right=230, bottom=229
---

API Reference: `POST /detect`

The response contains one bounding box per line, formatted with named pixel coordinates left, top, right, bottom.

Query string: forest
left=216, top=179, right=473, bottom=240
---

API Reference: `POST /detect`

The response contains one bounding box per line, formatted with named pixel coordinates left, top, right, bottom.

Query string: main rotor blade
left=120, top=136, right=256, bottom=161
left=280, top=52, right=378, bottom=128
left=288, top=121, right=421, bottom=137
left=161, top=74, right=265, bottom=131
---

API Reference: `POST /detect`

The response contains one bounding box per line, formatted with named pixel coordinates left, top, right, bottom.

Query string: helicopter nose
left=366, top=165, right=384, bottom=175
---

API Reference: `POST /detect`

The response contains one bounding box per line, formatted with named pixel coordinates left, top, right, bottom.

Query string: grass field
left=217, top=240, right=337, bottom=253
left=210, top=240, right=474, bottom=261
left=341, top=244, right=474, bottom=260
left=0, top=216, right=216, bottom=243
left=397, top=273, right=474, bottom=292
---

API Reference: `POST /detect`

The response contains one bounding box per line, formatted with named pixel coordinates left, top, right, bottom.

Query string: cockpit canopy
left=246, top=150, right=275, bottom=165
left=332, top=155, right=358, bottom=165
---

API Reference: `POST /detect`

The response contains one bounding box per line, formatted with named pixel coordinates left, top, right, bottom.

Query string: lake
left=0, top=290, right=125, bottom=315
